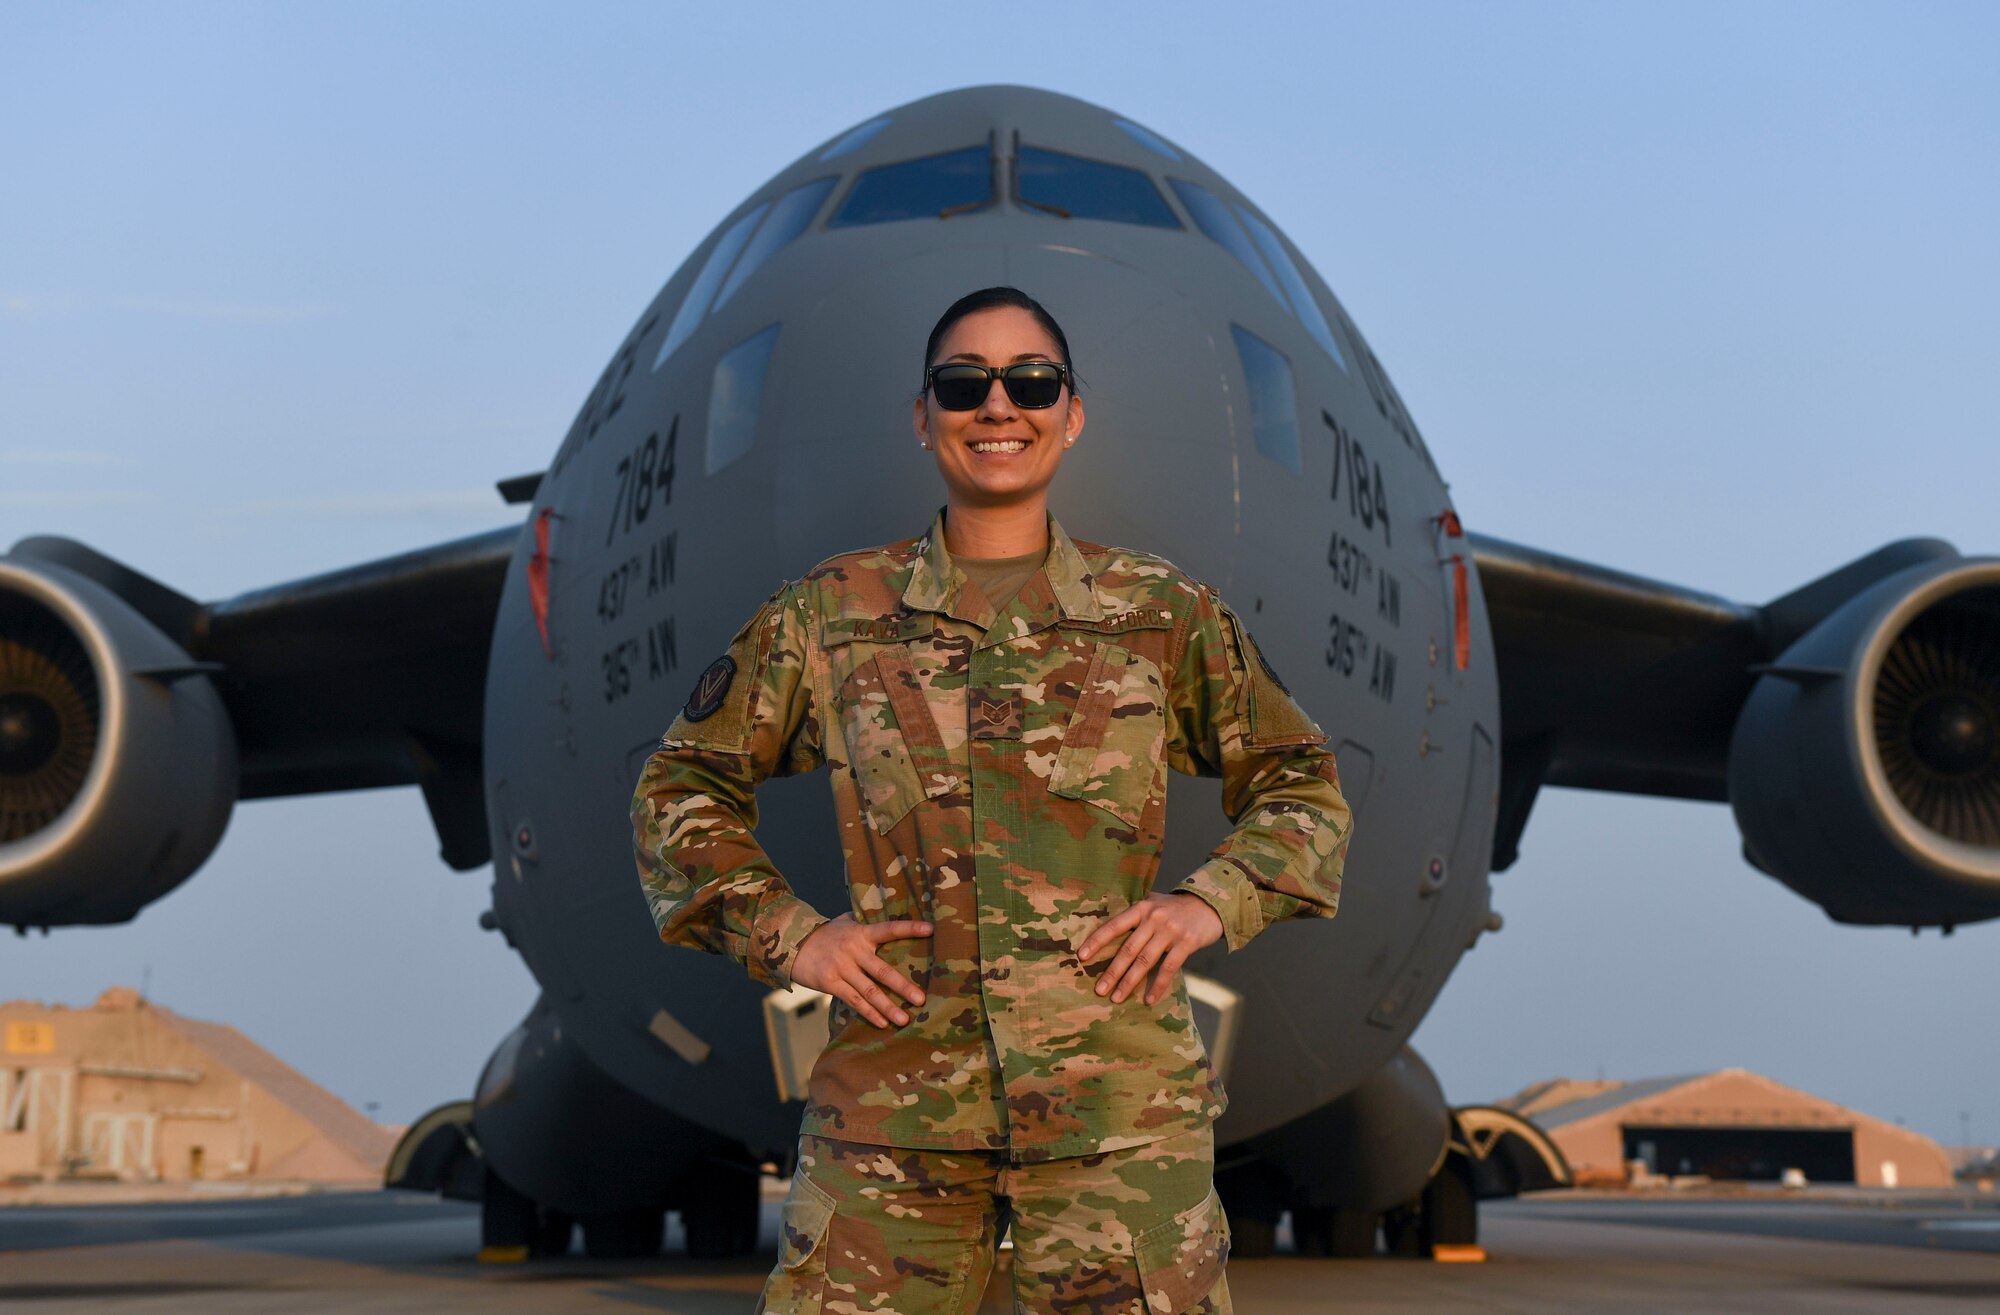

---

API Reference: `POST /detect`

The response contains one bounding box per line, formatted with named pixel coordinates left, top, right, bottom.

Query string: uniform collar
left=901, top=506, right=1106, bottom=635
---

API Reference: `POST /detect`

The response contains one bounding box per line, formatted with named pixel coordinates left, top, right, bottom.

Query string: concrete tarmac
left=2, top=1189, right=1999, bottom=1312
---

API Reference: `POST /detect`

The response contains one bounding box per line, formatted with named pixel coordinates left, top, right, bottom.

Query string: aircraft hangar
left=1, top=987, right=393, bottom=1185
left=1495, top=1068, right=1953, bottom=1188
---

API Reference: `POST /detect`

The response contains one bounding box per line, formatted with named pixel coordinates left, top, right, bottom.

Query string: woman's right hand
left=790, top=914, right=932, bottom=1028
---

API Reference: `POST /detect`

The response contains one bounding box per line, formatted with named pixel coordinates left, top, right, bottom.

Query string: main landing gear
left=478, top=1160, right=762, bottom=1260
left=1214, top=1100, right=1566, bottom=1259
left=1218, top=1148, right=1479, bottom=1260
left=388, top=1099, right=767, bottom=1261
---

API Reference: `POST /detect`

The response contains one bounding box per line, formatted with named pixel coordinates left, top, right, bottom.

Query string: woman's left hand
left=1077, top=892, right=1225, bottom=1005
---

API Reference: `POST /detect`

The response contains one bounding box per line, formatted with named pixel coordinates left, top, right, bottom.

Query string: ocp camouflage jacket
left=631, top=508, right=1350, bottom=1162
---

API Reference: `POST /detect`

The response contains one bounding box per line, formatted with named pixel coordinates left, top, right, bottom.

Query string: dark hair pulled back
left=922, top=287, right=1076, bottom=386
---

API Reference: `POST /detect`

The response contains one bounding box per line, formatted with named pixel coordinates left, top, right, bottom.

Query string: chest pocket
left=836, top=638, right=960, bottom=834
left=1047, top=639, right=1170, bottom=829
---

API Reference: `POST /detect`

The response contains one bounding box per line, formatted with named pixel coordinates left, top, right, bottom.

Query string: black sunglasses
left=925, top=361, right=1070, bottom=411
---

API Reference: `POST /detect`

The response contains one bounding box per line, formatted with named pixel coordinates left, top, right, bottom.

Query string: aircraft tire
left=1231, top=1213, right=1279, bottom=1260
left=583, top=1207, right=665, bottom=1259
left=1379, top=1204, right=1425, bottom=1257
left=1292, top=1206, right=1377, bottom=1257
left=1419, top=1159, right=1477, bottom=1249
left=683, top=1165, right=763, bottom=1259
left=533, top=1209, right=574, bottom=1258
left=480, top=1169, right=538, bottom=1251
left=1214, top=1159, right=1286, bottom=1259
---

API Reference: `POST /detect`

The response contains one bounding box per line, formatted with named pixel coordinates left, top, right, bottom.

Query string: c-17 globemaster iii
left=3, top=85, right=1995, bottom=1261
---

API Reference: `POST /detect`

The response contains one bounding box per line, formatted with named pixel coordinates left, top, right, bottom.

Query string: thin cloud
left=0, top=294, right=80, bottom=317
left=0, top=293, right=329, bottom=324
left=0, top=449, right=132, bottom=467
left=111, top=297, right=331, bottom=325
left=231, top=489, right=512, bottom=519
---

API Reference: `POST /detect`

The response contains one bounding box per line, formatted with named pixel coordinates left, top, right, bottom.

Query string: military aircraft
left=3, top=85, right=1996, bottom=1261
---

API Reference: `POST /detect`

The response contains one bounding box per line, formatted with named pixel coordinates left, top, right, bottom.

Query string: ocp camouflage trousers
left=756, top=1123, right=1231, bottom=1314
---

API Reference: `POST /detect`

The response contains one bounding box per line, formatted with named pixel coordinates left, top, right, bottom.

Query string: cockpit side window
left=708, top=323, right=782, bottom=475
left=1014, top=146, right=1180, bottom=228
left=1168, top=178, right=1288, bottom=308
left=715, top=177, right=838, bottom=309
left=1231, top=324, right=1302, bottom=476
left=831, top=145, right=994, bottom=227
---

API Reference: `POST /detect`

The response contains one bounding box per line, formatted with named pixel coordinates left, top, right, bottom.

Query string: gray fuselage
left=481, top=85, right=1499, bottom=1159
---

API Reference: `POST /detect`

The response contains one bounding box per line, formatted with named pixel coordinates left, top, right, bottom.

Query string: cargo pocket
left=839, top=648, right=957, bottom=834
left=1048, top=642, right=1168, bottom=828
left=757, top=1170, right=836, bottom=1314
left=1134, top=1187, right=1231, bottom=1314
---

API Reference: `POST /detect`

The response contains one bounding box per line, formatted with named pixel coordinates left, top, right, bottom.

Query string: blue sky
left=2, top=2, right=1996, bottom=1146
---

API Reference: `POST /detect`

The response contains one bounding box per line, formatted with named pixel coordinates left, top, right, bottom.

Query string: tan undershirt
left=956, top=544, right=1048, bottom=614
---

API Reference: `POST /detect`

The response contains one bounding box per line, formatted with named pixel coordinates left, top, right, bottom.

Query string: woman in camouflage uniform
left=632, top=287, right=1350, bottom=1312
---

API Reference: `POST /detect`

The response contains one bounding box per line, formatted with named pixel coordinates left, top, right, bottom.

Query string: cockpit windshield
left=714, top=177, right=838, bottom=309
left=1232, top=204, right=1347, bottom=371
left=653, top=202, right=768, bottom=370
left=819, top=115, right=891, bottom=161
left=1169, top=177, right=1287, bottom=306
left=652, top=176, right=836, bottom=371
left=1015, top=146, right=1179, bottom=228
left=1171, top=178, right=1350, bottom=371
left=1112, top=117, right=1182, bottom=162
left=831, top=145, right=993, bottom=226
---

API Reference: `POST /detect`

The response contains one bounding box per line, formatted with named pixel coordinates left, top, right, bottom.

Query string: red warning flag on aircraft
left=1435, top=509, right=1471, bottom=670
left=529, top=508, right=554, bottom=656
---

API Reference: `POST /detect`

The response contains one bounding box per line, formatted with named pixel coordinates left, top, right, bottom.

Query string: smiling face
left=913, top=305, right=1084, bottom=511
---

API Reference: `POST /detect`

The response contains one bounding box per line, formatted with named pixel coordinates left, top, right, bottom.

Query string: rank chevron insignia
left=683, top=656, right=736, bottom=721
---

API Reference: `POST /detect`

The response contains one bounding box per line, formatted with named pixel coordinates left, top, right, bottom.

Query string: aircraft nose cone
left=0, top=691, right=61, bottom=776
left=1909, top=691, right=1995, bottom=778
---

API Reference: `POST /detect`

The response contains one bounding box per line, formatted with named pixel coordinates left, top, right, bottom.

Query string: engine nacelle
left=0, top=557, right=237, bottom=927
left=1730, top=558, right=2000, bottom=927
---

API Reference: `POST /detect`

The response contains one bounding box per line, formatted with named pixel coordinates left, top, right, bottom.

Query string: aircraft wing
left=1469, top=532, right=1988, bottom=898
left=1, top=524, right=517, bottom=926
left=188, top=527, right=517, bottom=864
left=6, top=510, right=1993, bottom=929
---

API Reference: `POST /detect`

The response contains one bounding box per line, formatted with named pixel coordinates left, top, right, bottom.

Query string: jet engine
left=1730, top=558, right=2000, bottom=927
left=0, top=555, right=237, bottom=928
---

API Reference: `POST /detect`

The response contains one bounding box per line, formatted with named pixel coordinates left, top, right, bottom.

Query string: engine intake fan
left=1730, top=558, right=2000, bottom=927
left=1871, top=602, right=2000, bottom=848
left=0, top=595, right=99, bottom=843
left=0, top=552, right=237, bottom=927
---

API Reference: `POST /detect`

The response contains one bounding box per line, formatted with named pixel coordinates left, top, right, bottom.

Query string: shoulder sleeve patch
left=1217, top=598, right=1327, bottom=748
left=660, top=587, right=787, bottom=753
left=682, top=655, right=736, bottom=721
